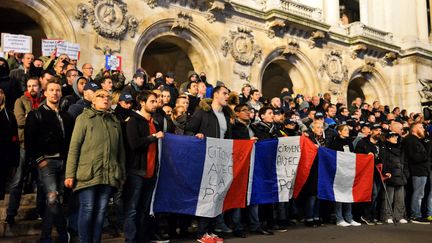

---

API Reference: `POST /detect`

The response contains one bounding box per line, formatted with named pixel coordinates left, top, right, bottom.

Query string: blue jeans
left=305, top=196, right=320, bottom=221
left=411, top=176, right=427, bottom=218
left=428, top=172, right=432, bottom=217
left=335, top=202, right=353, bottom=223
left=123, top=174, right=156, bottom=243
left=38, top=159, right=67, bottom=239
left=231, top=205, right=260, bottom=231
left=78, top=185, right=113, bottom=243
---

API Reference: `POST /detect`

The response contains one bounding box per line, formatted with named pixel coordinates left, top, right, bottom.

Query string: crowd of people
left=0, top=51, right=431, bottom=243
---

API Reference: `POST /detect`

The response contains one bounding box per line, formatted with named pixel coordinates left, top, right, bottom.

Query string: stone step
left=0, top=220, right=41, bottom=237
left=0, top=193, right=37, bottom=208
left=0, top=205, right=39, bottom=221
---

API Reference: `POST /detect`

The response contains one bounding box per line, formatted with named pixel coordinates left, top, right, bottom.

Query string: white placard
left=42, top=39, right=62, bottom=57
left=1, top=33, right=32, bottom=53
left=56, top=41, right=80, bottom=60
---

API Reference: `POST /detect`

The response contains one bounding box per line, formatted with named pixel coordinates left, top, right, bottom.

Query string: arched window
left=339, top=0, right=360, bottom=25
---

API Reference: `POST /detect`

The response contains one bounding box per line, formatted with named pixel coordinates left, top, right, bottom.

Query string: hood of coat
left=197, top=98, right=235, bottom=118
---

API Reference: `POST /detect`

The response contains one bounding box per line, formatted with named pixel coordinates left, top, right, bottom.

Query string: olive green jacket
left=66, top=107, right=126, bottom=191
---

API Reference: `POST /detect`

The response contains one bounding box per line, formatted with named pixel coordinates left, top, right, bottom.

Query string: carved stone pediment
left=76, top=0, right=138, bottom=40
left=171, top=11, right=193, bottom=31
left=379, top=52, right=398, bottom=66
left=206, top=0, right=225, bottom=23
left=221, top=27, right=262, bottom=65
left=318, top=50, right=348, bottom=85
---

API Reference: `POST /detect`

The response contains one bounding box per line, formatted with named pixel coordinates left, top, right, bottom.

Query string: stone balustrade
left=279, top=0, right=323, bottom=22
left=347, top=21, right=393, bottom=43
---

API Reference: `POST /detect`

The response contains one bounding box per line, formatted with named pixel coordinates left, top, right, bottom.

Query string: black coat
left=24, top=104, right=74, bottom=164
left=232, top=119, right=256, bottom=139
left=329, top=136, right=354, bottom=152
left=0, top=108, right=19, bottom=167
left=354, top=137, right=382, bottom=165
left=252, top=121, right=277, bottom=140
left=403, top=134, right=431, bottom=177
left=184, top=100, right=232, bottom=139
left=382, top=142, right=408, bottom=186
left=125, top=111, right=162, bottom=177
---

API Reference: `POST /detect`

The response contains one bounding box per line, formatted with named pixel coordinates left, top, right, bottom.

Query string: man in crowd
left=62, top=69, right=79, bottom=97
left=81, top=63, right=94, bottom=82
left=24, top=79, right=74, bottom=242
left=247, top=89, right=263, bottom=111
left=185, top=81, right=200, bottom=116
left=239, top=84, right=252, bottom=104
left=122, top=72, right=146, bottom=108
left=404, top=122, right=432, bottom=224
left=68, top=82, right=99, bottom=119
left=10, top=53, right=34, bottom=94
left=185, top=86, right=232, bottom=243
left=6, top=77, right=46, bottom=225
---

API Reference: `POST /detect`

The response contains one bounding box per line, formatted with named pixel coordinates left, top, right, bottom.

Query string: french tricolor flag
left=151, top=134, right=254, bottom=217
left=317, top=147, right=374, bottom=203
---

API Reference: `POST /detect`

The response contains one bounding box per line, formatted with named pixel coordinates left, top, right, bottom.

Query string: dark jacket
left=329, top=136, right=354, bottom=152
left=162, top=83, right=179, bottom=108
left=125, top=110, right=162, bottom=177
left=232, top=119, right=255, bottom=139
left=67, top=99, right=92, bottom=119
left=185, top=99, right=232, bottom=139
left=24, top=104, right=74, bottom=164
left=0, top=108, right=19, bottom=167
left=403, top=134, right=431, bottom=177
left=122, top=81, right=144, bottom=109
left=172, top=114, right=187, bottom=135
left=114, top=105, right=131, bottom=122
left=187, top=94, right=201, bottom=117
left=355, top=136, right=382, bottom=165
left=252, top=121, right=277, bottom=140
left=382, top=142, right=408, bottom=186
left=153, top=108, right=175, bottom=133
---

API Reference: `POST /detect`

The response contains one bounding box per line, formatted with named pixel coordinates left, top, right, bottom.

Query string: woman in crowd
left=65, top=89, right=125, bottom=243
left=329, top=124, right=361, bottom=227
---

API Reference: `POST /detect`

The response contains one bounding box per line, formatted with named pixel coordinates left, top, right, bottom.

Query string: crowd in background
left=0, top=51, right=431, bottom=243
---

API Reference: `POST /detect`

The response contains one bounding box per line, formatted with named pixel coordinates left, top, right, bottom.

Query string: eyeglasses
left=84, top=67, right=94, bottom=70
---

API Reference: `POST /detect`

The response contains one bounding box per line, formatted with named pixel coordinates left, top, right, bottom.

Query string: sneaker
left=349, top=220, right=361, bottom=226
left=398, top=219, right=408, bottom=224
left=374, top=219, right=383, bottom=225
left=197, top=233, right=216, bottom=243
left=427, top=216, right=432, bottom=222
left=336, top=221, right=351, bottom=227
left=150, top=232, right=170, bottom=243
left=360, top=216, right=375, bottom=226
left=209, top=233, right=224, bottom=243
left=58, top=232, right=71, bottom=243
left=271, top=224, right=288, bottom=232
left=385, top=219, right=394, bottom=224
left=410, top=217, right=430, bottom=224
left=214, top=224, right=232, bottom=233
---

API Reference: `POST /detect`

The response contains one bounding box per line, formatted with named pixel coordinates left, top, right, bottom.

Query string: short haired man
left=81, top=63, right=94, bottom=82
left=62, top=69, right=79, bottom=96
left=24, top=79, right=74, bottom=242
left=247, top=89, right=263, bottom=111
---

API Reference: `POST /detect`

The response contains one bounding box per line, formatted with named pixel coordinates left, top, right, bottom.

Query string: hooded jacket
left=185, top=98, right=233, bottom=139
left=14, top=92, right=45, bottom=146
left=60, top=76, right=85, bottom=112
left=66, top=107, right=125, bottom=191
left=382, top=142, right=408, bottom=186
left=403, top=134, right=431, bottom=177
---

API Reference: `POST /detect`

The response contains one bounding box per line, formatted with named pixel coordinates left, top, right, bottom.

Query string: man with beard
left=123, top=90, right=167, bottom=243
left=5, top=77, right=46, bottom=225
left=10, top=53, right=34, bottom=94
left=24, top=79, right=74, bottom=242
left=404, top=122, right=432, bottom=224
left=355, top=124, right=383, bottom=225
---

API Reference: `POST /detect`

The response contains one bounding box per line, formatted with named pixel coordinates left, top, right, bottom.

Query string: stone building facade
left=1, top=0, right=432, bottom=112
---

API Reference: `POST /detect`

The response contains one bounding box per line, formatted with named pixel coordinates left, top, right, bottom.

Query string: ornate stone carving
left=351, top=44, right=367, bottom=59
left=418, top=79, right=432, bottom=102
left=361, top=58, right=376, bottom=73
left=318, top=50, right=348, bottom=85
left=171, top=11, right=192, bottom=31
left=221, top=27, right=262, bottom=65
left=380, top=52, right=398, bottom=66
left=206, top=0, right=225, bottom=23
left=308, top=30, right=325, bottom=48
left=144, top=0, right=158, bottom=8
left=76, top=0, right=138, bottom=40
left=266, top=19, right=286, bottom=39
left=282, top=38, right=299, bottom=56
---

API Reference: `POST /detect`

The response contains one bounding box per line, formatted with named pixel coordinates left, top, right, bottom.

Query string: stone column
left=359, top=0, right=368, bottom=25
left=417, top=0, right=429, bottom=41
left=324, top=0, right=340, bottom=26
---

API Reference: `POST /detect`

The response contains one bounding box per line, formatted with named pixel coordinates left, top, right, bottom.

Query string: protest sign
left=42, top=39, right=62, bottom=57
left=56, top=41, right=80, bottom=60
left=1, top=33, right=32, bottom=53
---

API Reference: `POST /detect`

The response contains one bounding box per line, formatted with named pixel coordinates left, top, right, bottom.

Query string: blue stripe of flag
left=317, top=147, right=337, bottom=201
left=250, top=138, right=279, bottom=205
left=153, top=133, right=207, bottom=215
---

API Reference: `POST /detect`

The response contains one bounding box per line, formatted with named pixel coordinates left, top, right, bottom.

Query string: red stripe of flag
left=292, top=135, right=318, bottom=199
left=352, top=154, right=374, bottom=202
left=223, top=139, right=254, bottom=212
